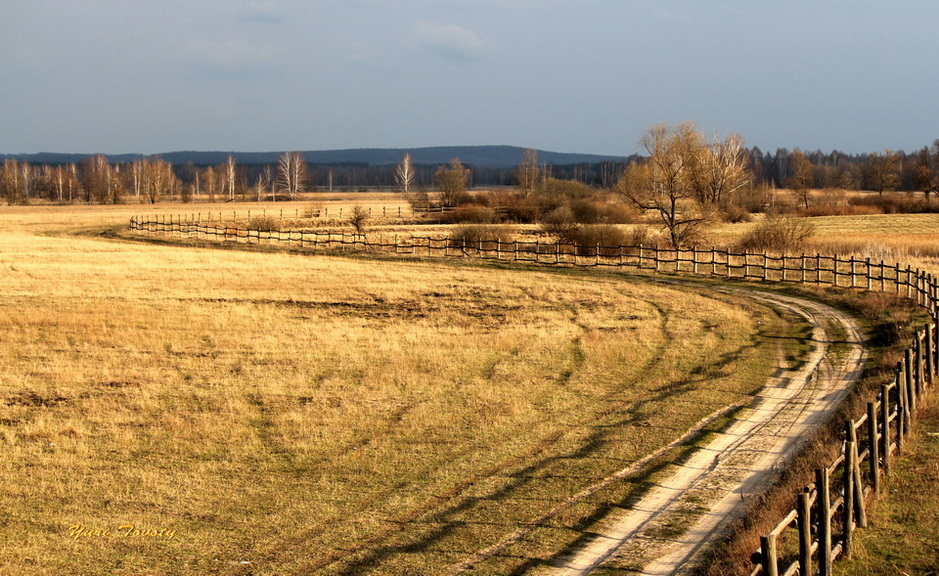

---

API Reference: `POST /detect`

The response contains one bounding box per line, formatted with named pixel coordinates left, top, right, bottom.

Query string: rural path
left=539, top=285, right=866, bottom=575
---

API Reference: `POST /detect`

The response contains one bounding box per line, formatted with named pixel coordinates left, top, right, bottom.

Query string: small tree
left=348, top=204, right=369, bottom=236
left=515, top=148, right=542, bottom=198
left=395, top=152, right=415, bottom=198
left=786, top=150, right=814, bottom=209
left=434, top=158, right=469, bottom=208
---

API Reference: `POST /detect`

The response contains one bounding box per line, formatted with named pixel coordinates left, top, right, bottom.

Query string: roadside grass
left=0, top=207, right=793, bottom=575
left=833, top=397, right=939, bottom=576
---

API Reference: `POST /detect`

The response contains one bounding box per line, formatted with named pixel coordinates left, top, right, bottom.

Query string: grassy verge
left=833, top=396, right=939, bottom=576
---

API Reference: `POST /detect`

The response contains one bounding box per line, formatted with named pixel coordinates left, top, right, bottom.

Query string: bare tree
left=617, top=123, right=710, bottom=248
left=913, top=140, right=939, bottom=203
left=223, top=155, right=237, bottom=201
left=787, top=150, right=814, bottom=209
left=278, top=152, right=307, bottom=200
left=203, top=166, right=219, bottom=202
left=394, top=152, right=416, bottom=198
left=691, top=132, right=751, bottom=207
left=434, top=158, right=469, bottom=208
left=866, top=149, right=900, bottom=195
left=515, top=148, right=541, bottom=198
left=348, top=204, right=369, bottom=237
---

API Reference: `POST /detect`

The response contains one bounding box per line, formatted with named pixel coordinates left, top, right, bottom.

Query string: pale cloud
left=413, top=20, right=493, bottom=61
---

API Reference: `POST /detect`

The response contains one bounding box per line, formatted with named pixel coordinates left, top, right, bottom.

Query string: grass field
left=0, top=203, right=797, bottom=575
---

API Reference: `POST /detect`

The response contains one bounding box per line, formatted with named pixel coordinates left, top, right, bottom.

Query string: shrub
left=247, top=215, right=281, bottom=232
left=437, top=204, right=499, bottom=224
left=449, top=224, right=515, bottom=246
left=735, top=217, right=814, bottom=253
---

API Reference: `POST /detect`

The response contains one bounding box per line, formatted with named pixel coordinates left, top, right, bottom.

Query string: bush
left=735, top=217, right=814, bottom=253
left=449, top=224, right=515, bottom=246
left=247, top=215, right=281, bottom=231
left=437, top=204, right=499, bottom=224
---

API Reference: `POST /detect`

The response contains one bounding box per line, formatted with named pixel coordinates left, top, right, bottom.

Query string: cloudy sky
left=2, top=0, right=938, bottom=156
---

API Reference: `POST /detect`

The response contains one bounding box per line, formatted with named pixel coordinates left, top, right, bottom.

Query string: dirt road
left=540, top=286, right=866, bottom=575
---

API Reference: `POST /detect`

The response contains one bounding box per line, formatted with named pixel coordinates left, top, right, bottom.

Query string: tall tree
left=912, top=140, right=939, bottom=203
left=394, top=152, right=416, bottom=198
left=203, top=166, right=219, bottom=202
left=223, top=155, right=238, bottom=201
left=866, top=149, right=900, bottom=194
left=278, top=152, right=307, bottom=199
left=786, top=150, right=814, bottom=209
left=617, top=122, right=710, bottom=248
left=515, top=148, right=542, bottom=198
left=690, top=132, right=752, bottom=207
left=434, top=158, right=470, bottom=208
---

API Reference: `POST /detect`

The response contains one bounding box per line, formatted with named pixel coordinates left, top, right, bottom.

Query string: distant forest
left=0, top=143, right=937, bottom=204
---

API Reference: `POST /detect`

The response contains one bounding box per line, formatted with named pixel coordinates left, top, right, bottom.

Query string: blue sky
left=2, top=0, right=938, bottom=156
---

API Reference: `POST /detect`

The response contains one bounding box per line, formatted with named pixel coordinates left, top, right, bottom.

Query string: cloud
left=414, top=20, right=493, bottom=61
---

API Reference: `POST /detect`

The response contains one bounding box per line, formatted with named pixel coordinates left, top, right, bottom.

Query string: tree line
left=2, top=136, right=938, bottom=208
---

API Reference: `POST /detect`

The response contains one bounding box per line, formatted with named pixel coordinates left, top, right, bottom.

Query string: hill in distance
left=4, top=146, right=630, bottom=168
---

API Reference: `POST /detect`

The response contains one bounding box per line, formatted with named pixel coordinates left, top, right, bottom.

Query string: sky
left=2, top=0, right=938, bottom=157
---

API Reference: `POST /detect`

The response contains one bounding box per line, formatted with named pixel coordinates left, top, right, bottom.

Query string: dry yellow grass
left=0, top=204, right=793, bottom=575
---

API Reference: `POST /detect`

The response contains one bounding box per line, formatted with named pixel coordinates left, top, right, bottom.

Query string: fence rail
left=130, top=216, right=939, bottom=575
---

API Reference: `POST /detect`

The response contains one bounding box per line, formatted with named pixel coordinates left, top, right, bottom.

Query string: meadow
left=0, top=203, right=791, bottom=575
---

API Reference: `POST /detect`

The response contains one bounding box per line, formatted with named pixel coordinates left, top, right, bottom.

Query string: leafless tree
left=515, top=148, right=541, bottom=198
left=691, top=132, right=751, bottom=207
left=278, top=152, right=307, bottom=199
left=617, top=123, right=711, bottom=248
left=434, top=158, right=469, bottom=208
left=394, top=152, right=416, bottom=199
left=223, top=155, right=237, bottom=201
left=787, top=150, right=814, bottom=209
left=866, top=149, right=901, bottom=195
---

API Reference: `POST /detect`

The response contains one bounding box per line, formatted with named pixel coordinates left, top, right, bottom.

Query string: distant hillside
left=3, top=146, right=629, bottom=168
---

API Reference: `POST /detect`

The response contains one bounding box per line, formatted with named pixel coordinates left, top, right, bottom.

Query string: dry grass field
left=0, top=203, right=797, bottom=575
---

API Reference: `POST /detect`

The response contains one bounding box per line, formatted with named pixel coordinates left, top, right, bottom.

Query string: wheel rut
left=538, top=286, right=866, bottom=575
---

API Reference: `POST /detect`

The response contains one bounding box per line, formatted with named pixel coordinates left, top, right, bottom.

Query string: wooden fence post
left=844, top=439, right=856, bottom=558
left=817, top=467, right=832, bottom=576
left=881, top=384, right=891, bottom=474
left=868, top=402, right=880, bottom=495
left=926, top=322, right=936, bottom=386
left=798, top=490, right=812, bottom=576
left=905, top=349, right=916, bottom=417
left=760, top=534, right=778, bottom=576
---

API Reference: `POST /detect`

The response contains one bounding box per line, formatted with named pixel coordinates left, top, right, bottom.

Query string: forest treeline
left=2, top=137, right=938, bottom=206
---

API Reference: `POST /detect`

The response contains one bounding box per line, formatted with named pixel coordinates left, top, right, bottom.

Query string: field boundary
left=128, top=216, right=939, bottom=576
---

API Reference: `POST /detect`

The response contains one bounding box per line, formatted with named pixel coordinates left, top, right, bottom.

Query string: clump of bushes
left=735, top=216, right=814, bottom=253
left=247, top=215, right=281, bottom=232
left=448, top=224, right=516, bottom=246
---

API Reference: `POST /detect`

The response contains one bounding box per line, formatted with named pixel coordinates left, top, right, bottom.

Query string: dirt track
left=539, top=285, right=866, bottom=575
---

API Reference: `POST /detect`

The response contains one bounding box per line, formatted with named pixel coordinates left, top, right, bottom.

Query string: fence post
left=905, top=349, right=916, bottom=417
left=817, top=467, right=832, bottom=576
left=844, top=438, right=856, bottom=558
left=881, top=384, right=891, bottom=474
left=916, top=334, right=925, bottom=398
left=798, top=490, right=812, bottom=576
left=930, top=323, right=937, bottom=386
left=896, top=367, right=906, bottom=456
left=868, top=402, right=880, bottom=494
left=760, top=534, right=778, bottom=576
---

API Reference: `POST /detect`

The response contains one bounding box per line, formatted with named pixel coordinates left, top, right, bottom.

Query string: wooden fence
left=749, top=324, right=935, bottom=576
left=130, top=216, right=939, bottom=575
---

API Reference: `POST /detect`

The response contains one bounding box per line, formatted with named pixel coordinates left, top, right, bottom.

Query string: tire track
left=539, top=286, right=866, bottom=575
